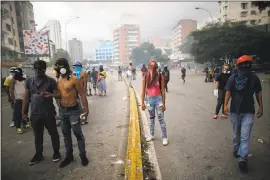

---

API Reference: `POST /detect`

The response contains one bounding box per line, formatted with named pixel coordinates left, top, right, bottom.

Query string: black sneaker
left=234, top=151, right=240, bottom=158
left=29, top=154, right=44, bottom=165
left=59, top=154, right=74, bottom=168
left=80, top=155, right=89, bottom=166
left=238, top=161, right=248, bottom=173
left=52, top=152, right=61, bottom=162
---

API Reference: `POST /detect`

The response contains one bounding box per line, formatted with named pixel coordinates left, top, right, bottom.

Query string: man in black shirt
left=162, top=65, right=170, bottom=92
left=213, top=65, right=231, bottom=119
left=224, top=55, right=263, bottom=173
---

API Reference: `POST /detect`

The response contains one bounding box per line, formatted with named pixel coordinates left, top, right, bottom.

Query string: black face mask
left=35, top=69, right=46, bottom=77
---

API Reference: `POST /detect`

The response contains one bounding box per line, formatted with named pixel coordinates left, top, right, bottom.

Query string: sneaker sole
left=53, top=158, right=61, bottom=162
left=29, top=158, right=44, bottom=165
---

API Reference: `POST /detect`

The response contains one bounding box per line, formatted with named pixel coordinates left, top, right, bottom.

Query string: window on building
left=13, top=29, right=15, bottom=35
left=258, top=19, right=261, bottom=23
left=240, top=11, right=248, bottom=17
left=9, top=4, right=12, bottom=11
left=251, top=1, right=256, bottom=8
left=268, top=11, right=270, bottom=17
left=224, top=6, right=227, bottom=11
left=8, top=38, right=13, bottom=45
left=6, top=24, right=11, bottom=31
left=241, top=3, right=248, bottom=9
left=11, top=17, right=14, bottom=24
left=250, top=20, right=256, bottom=25
left=250, top=10, right=256, bottom=15
left=14, top=40, right=17, bottom=47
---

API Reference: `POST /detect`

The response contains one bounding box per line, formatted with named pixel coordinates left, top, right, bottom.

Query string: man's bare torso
left=58, top=75, right=78, bottom=107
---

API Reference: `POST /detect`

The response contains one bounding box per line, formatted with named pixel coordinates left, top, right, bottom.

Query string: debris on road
left=258, top=139, right=264, bottom=143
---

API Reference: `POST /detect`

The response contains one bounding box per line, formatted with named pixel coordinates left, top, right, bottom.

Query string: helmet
left=236, top=55, right=253, bottom=65
left=73, top=61, right=82, bottom=67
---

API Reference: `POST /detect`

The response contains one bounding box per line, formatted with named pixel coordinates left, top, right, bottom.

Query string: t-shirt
left=4, top=75, right=14, bottom=86
left=225, top=73, right=262, bottom=114
left=216, top=73, right=231, bottom=90
left=162, top=70, right=170, bottom=81
left=14, top=80, right=25, bottom=99
left=25, top=76, right=57, bottom=115
left=181, top=68, right=186, bottom=75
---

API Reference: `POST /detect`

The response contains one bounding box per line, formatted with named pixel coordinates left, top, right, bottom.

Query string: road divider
left=123, top=77, right=143, bottom=180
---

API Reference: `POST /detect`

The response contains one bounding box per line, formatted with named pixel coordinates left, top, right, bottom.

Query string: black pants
left=31, top=114, right=60, bottom=155
left=14, top=99, right=23, bottom=128
left=165, top=80, right=169, bottom=92
left=215, top=90, right=226, bottom=115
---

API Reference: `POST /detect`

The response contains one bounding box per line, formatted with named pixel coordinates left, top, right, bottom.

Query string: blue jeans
left=229, top=113, right=254, bottom=162
left=145, top=96, right=167, bottom=139
left=59, top=106, right=86, bottom=156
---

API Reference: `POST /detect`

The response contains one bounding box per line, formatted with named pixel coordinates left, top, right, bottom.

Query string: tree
left=51, top=48, right=72, bottom=66
left=131, top=42, right=169, bottom=66
left=181, top=21, right=270, bottom=64
left=253, top=1, right=270, bottom=11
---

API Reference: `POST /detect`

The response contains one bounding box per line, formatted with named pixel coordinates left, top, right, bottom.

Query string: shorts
left=92, top=81, right=97, bottom=89
left=87, top=82, right=91, bottom=89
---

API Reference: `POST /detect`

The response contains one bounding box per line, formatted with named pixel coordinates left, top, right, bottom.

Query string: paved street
left=132, top=69, right=270, bottom=180
left=1, top=74, right=128, bottom=180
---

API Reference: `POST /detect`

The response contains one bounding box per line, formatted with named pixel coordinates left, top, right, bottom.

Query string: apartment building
left=15, top=1, right=36, bottom=54
left=113, top=24, right=140, bottom=65
left=43, top=20, right=62, bottom=50
left=94, top=40, right=114, bottom=61
left=68, top=38, right=83, bottom=63
left=1, top=1, right=21, bottom=60
left=147, top=36, right=171, bottom=48
left=171, top=19, right=197, bottom=53
left=219, top=1, right=270, bottom=25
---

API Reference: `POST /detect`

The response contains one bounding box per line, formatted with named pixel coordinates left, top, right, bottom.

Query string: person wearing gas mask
left=213, top=65, right=231, bottom=119
left=224, top=55, right=263, bottom=173
left=54, top=58, right=89, bottom=168
left=22, top=60, right=61, bottom=165
left=4, top=67, right=17, bottom=127
left=9, top=68, right=31, bottom=134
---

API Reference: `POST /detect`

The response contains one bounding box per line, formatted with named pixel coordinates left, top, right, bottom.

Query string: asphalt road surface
left=132, top=69, right=270, bottom=180
left=1, top=73, right=128, bottom=180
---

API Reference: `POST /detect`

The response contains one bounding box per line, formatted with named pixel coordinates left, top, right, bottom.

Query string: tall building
left=147, top=36, right=171, bottom=48
left=43, top=20, right=62, bottom=50
left=218, top=1, right=270, bottom=25
left=68, top=38, right=83, bottom=63
left=113, top=24, right=140, bottom=65
left=171, top=19, right=197, bottom=53
left=1, top=1, right=21, bottom=60
left=94, top=40, right=114, bottom=61
left=15, top=1, right=35, bottom=54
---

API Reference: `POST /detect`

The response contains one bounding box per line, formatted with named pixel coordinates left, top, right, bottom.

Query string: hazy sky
left=32, top=2, right=219, bottom=58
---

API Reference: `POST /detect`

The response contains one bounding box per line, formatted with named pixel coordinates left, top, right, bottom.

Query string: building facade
left=113, top=24, right=140, bottom=65
left=1, top=1, right=21, bottom=60
left=219, top=1, right=270, bottom=25
left=68, top=38, right=83, bottom=63
left=43, top=20, right=62, bottom=50
left=15, top=1, right=36, bottom=54
left=94, top=40, right=114, bottom=61
left=147, top=36, right=171, bottom=48
left=171, top=19, right=197, bottom=53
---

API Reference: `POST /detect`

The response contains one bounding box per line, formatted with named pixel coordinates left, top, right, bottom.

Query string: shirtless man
left=54, top=58, right=89, bottom=168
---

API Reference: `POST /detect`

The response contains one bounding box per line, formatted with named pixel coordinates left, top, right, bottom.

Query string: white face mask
left=60, top=68, right=66, bottom=74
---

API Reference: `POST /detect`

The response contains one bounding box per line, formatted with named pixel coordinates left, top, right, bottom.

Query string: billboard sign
left=23, top=30, right=50, bottom=56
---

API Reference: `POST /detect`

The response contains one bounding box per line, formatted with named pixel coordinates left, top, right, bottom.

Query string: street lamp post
left=65, top=17, right=79, bottom=52
left=195, top=7, right=214, bottom=23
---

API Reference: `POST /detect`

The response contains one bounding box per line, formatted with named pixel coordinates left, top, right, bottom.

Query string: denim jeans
left=14, top=99, right=23, bottom=128
left=229, top=113, right=254, bottom=162
left=145, top=96, right=167, bottom=139
left=59, top=106, right=86, bottom=156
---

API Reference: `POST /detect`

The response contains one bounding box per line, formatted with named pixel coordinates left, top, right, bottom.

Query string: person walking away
left=224, top=55, right=263, bottom=173
left=22, top=60, right=61, bottom=165
left=91, top=67, right=98, bottom=95
left=4, top=67, right=17, bottom=127
left=9, top=68, right=30, bottom=134
left=162, top=65, right=170, bottom=92
left=127, top=62, right=133, bottom=87
left=86, top=69, right=92, bottom=96
left=98, top=65, right=107, bottom=96
left=213, top=65, right=231, bottom=119
left=141, top=60, right=168, bottom=146
left=181, top=66, right=186, bottom=83
left=54, top=58, right=89, bottom=168
left=141, top=64, right=148, bottom=77
left=118, top=66, right=122, bottom=81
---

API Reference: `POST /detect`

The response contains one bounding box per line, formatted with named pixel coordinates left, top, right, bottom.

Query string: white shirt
left=14, top=80, right=25, bottom=99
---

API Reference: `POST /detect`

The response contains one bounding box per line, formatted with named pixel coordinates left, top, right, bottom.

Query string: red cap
left=236, top=55, right=253, bottom=65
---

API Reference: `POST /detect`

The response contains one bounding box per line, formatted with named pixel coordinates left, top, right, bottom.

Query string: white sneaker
left=146, top=136, right=154, bottom=142
left=10, top=122, right=15, bottom=127
left=163, top=138, right=168, bottom=146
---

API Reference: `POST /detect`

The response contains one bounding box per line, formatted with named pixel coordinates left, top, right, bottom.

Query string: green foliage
left=181, top=21, right=270, bottom=64
left=51, top=48, right=72, bottom=66
left=131, top=42, right=170, bottom=66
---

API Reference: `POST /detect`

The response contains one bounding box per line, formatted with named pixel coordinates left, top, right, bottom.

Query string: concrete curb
left=123, top=77, right=143, bottom=180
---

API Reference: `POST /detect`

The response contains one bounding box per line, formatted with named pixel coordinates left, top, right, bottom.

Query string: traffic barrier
left=123, top=76, right=143, bottom=180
